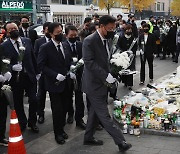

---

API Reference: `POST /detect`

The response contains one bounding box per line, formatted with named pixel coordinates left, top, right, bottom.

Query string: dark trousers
left=84, top=94, right=125, bottom=145
left=68, top=82, right=84, bottom=122
left=0, top=93, right=7, bottom=140
left=140, top=54, right=154, bottom=82
left=37, top=74, right=47, bottom=116
left=175, top=43, right=180, bottom=61
left=11, top=73, right=37, bottom=127
left=49, top=84, right=69, bottom=135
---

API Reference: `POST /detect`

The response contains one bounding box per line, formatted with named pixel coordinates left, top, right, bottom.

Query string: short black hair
left=65, top=22, right=73, bottom=28
left=84, top=17, right=92, bottom=24
left=21, top=16, right=29, bottom=21
left=43, top=22, right=51, bottom=30
left=65, top=25, right=77, bottom=35
left=93, top=13, right=99, bottom=18
left=4, top=21, right=13, bottom=31
left=143, top=23, right=150, bottom=29
left=48, top=22, right=63, bottom=33
left=99, top=15, right=116, bottom=26
left=141, top=21, right=146, bottom=26
left=117, top=14, right=122, bottom=18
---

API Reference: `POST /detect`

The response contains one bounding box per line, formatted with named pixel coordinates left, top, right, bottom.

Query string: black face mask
left=126, top=32, right=132, bottom=36
left=104, top=31, right=115, bottom=39
left=144, top=29, right=149, bottom=33
left=45, top=33, right=51, bottom=39
left=68, top=37, right=77, bottom=43
left=22, top=23, right=29, bottom=29
left=54, top=33, right=63, bottom=42
left=10, top=30, right=20, bottom=39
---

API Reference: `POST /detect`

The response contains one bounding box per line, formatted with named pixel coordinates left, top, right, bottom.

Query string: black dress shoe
left=96, top=124, right=103, bottom=131
left=55, top=135, right=65, bottom=144
left=67, top=116, right=73, bottom=124
left=38, top=115, right=45, bottom=124
left=62, top=132, right=68, bottom=139
left=84, top=138, right=103, bottom=146
left=28, top=124, right=39, bottom=133
left=118, top=141, right=132, bottom=152
left=76, top=121, right=86, bottom=130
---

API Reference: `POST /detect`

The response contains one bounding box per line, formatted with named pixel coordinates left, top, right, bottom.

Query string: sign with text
left=0, top=0, right=32, bottom=12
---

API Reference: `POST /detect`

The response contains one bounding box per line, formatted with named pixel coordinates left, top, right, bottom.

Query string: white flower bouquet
left=69, top=58, right=84, bottom=74
left=110, top=51, right=132, bottom=76
left=1, top=58, right=10, bottom=75
left=17, top=46, right=25, bottom=82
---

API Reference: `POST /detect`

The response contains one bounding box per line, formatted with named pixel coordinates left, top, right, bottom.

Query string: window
left=156, top=2, right=160, bottom=11
left=161, top=2, right=165, bottom=11
left=76, top=0, right=82, bottom=5
left=68, top=0, right=75, bottom=5
left=62, top=0, right=67, bottom=4
left=51, top=0, right=59, bottom=3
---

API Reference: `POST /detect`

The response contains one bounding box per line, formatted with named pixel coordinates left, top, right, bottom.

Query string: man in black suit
left=34, top=22, right=51, bottom=124
left=38, top=22, right=73, bottom=144
left=82, top=15, right=132, bottom=152
left=139, top=23, right=156, bottom=85
left=63, top=25, right=86, bottom=130
left=2, top=22, right=39, bottom=133
left=19, top=16, right=38, bottom=47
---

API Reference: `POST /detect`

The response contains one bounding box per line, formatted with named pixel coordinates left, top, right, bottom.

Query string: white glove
left=36, top=74, right=41, bottom=81
left=140, top=49, right=144, bottom=55
left=70, top=72, right=76, bottom=80
left=12, top=64, right=22, bottom=72
left=4, top=72, right=12, bottom=81
left=0, top=75, right=6, bottom=83
left=106, top=73, right=116, bottom=84
left=56, top=74, right=66, bottom=82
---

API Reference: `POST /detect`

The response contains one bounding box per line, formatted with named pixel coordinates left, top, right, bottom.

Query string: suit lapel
left=7, top=39, right=19, bottom=57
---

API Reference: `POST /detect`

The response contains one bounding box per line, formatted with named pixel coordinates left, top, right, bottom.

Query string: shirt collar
left=45, top=36, right=49, bottom=42
left=68, top=40, right=76, bottom=46
left=22, top=27, right=29, bottom=32
left=97, top=29, right=107, bottom=44
left=10, top=37, right=22, bottom=44
left=51, top=38, right=62, bottom=48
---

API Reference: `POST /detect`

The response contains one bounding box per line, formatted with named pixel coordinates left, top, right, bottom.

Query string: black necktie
left=25, top=30, right=28, bottom=37
left=15, top=41, right=20, bottom=53
left=57, top=45, right=65, bottom=61
left=103, top=40, right=109, bottom=57
left=71, top=43, right=76, bottom=57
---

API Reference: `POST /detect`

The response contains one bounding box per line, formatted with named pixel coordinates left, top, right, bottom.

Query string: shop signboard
left=0, top=0, right=32, bottom=12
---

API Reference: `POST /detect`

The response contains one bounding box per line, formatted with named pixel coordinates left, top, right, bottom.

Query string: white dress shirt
left=144, top=34, right=148, bottom=44
left=97, top=29, right=110, bottom=59
left=51, top=38, right=65, bottom=58
left=68, top=41, right=77, bottom=52
left=22, top=27, right=29, bottom=37
left=10, top=37, right=23, bottom=54
left=45, top=36, right=50, bottom=43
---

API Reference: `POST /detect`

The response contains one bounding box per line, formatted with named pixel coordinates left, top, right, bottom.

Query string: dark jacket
left=139, top=33, right=156, bottom=56
left=19, top=28, right=38, bottom=48
left=38, top=40, right=72, bottom=93
left=82, top=31, right=110, bottom=96
left=34, top=37, right=47, bottom=58
left=1, top=37, right=38, bottom=85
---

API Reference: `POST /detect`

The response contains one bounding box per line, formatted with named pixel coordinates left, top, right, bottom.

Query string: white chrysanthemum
left=112, top=53, right=121, bottom=59
left=72, top=57, right=78, bottom=63
left=70, top=65, right=76, bottom=70
left=78, top=59, right=84, bottom=64
left=19, top=46, right=25, bottom=51
left=2, top=59, right=10, bottom=64
left=120, top=52, right=128, bottom=58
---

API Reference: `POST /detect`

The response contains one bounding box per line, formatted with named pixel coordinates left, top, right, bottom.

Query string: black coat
left=117, top=35, right=137, bottom=54
left=139, top=33, right=156, bottom=56
left=34, top=37, right=47, bottom=58
left=1, top=37, right=38, bottom=85
left=38, top=40, right=72, bottom=93
left=19, top=28, right=38, bottom=48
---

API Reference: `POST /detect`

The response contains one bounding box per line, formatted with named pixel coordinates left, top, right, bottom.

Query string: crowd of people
left=0, top=13, right=180, bottom=152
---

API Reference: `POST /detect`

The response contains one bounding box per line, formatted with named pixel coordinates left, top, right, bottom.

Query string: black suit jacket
left=34, top=37, right=47, bottom=58
left=38, top=40, right=72, bottom=93
left=63, top=40, right=83, bottom=88
left=1, top=37, right=38, bottom=85
left=19, top=28, right=38, bottom=48
left=139, top=33, right=156, bottom=56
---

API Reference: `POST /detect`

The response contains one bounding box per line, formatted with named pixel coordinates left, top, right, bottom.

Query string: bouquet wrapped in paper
left=1, top=58, right=10, bottom=75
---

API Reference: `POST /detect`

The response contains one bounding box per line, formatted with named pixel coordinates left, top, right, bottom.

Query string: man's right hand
left=12, top=64, right=22, bottom=72
left=106, top=73, right=116, bottom=84
left=0, top=75, right=6, bottom=83
left=56, top=74, right=66, bottom=82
